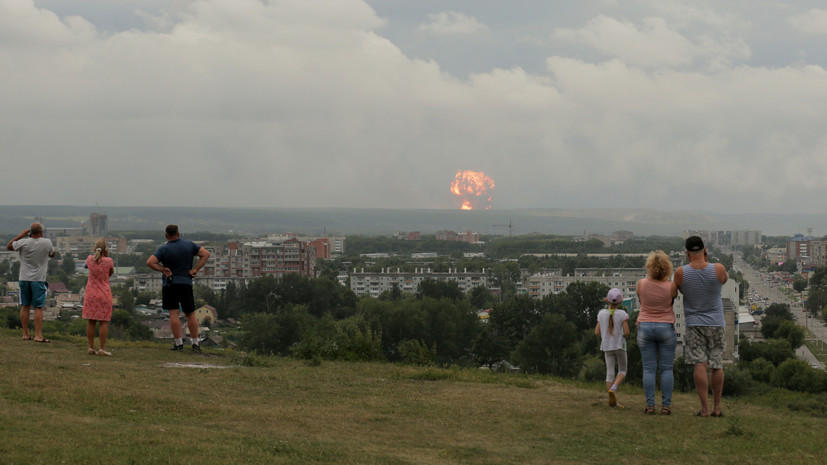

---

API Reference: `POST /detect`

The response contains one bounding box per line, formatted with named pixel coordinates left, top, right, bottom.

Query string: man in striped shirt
left=674, top=236, right=729, bottom=418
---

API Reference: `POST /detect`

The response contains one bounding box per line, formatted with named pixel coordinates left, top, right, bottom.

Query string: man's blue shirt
left=153, top=238, right=201, bottom=286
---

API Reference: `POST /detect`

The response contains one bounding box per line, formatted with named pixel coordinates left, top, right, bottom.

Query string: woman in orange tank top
left=636, top=250, right=678, bottom=415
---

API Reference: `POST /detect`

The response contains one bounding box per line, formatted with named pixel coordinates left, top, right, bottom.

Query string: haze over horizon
left=3, top=1, right=827, bottom=214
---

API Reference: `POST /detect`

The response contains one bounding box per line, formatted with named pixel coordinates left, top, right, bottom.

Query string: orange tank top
left=637, top=278, right=675, bottom=323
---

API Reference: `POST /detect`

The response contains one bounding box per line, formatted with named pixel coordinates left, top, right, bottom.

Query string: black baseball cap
left=685, top=236, right=705, bottom=252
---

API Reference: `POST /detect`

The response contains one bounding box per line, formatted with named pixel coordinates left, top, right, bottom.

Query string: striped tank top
left=681, top=263, right=724, bottom=327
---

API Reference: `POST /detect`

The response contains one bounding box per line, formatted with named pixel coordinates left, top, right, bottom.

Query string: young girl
left=83, top=238, right=115, bottom=356
left=594, top=288, right=630, bottom=408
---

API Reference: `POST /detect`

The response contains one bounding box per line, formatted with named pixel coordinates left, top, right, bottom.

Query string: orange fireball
left=450, top=170, right=495, bottom=210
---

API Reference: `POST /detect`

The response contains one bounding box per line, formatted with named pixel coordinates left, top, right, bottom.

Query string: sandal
left=98, top=349, right=112, bottom=356
left=608, top=390, right=617, bottom=408
left=644, top=406, right=656, bottom=415
left=33, top=338, right=51, bottom=343
left=88, top=348, right=97, bottom=355
left=660, top=406, right=671, bottom=415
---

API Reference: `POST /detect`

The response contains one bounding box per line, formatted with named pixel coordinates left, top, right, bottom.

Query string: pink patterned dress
left=83, top=255, right=114, bottom=321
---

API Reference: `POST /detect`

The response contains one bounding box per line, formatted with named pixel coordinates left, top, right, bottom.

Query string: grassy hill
left=0, top=331, right=824, bottom=465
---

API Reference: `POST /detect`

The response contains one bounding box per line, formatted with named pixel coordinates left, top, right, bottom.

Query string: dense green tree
left=491, top=261, right=521, bottom=288
left=112, top=286, right=135, bottom=312
left=135, top=291, right=157, bottom=307
left=471, top=324, right=510, bottom=368
left=241, top=304, right=313, bottom=355
left=809, top=266, right=827, bottom=287
left=806, top=285, right=827, bottom=317
left=793, top=276, right=807, bottom=293
left=512, top=313, right=579, bottom=377
left=741, top=356, right=775, bottom=383
left=562, top=281, right=610, bottom=331
left=771, top=359, right=827, bottom=393
left=487, top=294, right=541, bottom=350
left=416, top=278, right=463, bottom=302
left=194, top=284, right=218, bottom=308
left=764, top=303, right=794, bottom=321
left=774, top=320, right=805, bottom=350
left=738, top=338, right=794, bottom=366
left=61, top=253, right=75, bottom=275
left=468, top=285, right=495, bottom=309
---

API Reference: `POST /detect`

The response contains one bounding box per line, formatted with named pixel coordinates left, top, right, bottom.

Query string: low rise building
left=350, top=267, right=488, bottom=298
left=525, top=268, right=646, bottom=301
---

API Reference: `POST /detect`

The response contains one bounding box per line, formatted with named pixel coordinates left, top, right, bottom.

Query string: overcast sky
left=3, top=0, right=827, bottom=214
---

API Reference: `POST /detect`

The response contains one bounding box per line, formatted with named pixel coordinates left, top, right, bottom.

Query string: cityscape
left=4, top=0, right=827, bottom=462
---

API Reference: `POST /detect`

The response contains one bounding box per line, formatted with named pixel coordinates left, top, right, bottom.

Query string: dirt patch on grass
left=159, top=362, right=234, bottom=369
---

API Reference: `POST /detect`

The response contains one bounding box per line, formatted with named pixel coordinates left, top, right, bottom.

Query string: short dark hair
left=165, top=225, right=179, bottom=237
left=30, top=222, right=44, bottom=235
left=685, top=235, right=705, bottom=252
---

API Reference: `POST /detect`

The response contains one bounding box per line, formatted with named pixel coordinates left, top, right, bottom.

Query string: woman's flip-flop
left=33, top=338, right=51, bottom=343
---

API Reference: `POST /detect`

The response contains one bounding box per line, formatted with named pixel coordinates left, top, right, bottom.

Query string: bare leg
left=168, top=309, right=182, bottom=339
left=86, top=320, right=96, bottom=349
left=33, top=308, right=44, bottom=340
left=99, top=322, right=109, bottom=351
left=694, top=363, right=710, bottom=416
left=20, top=305, right=31, bottom=339
left=185, top=312, right=199, bottom=343
left=711, top=368, right=724, bottom=415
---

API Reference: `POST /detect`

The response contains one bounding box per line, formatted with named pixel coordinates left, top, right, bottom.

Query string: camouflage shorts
left=684, top=326, right=726, bottom=369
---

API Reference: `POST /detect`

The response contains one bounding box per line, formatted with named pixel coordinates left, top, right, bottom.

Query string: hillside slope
left=0, top=332, right=824, bottom=465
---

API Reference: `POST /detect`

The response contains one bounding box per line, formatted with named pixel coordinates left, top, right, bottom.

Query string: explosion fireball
left=450, top=170, right=495, bottom=210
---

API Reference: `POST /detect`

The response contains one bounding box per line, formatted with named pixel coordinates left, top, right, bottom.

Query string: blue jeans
left=637, top=322, right=677, bottom=407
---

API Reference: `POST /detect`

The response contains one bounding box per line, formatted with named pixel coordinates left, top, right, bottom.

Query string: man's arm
left=146, top=255, right=171, bottom=277
left=6, top=229, right=29, bottom=251
left=673, top=266, right=683, bottom=291
left=190, top=247, right=210, bottom=277
left=715, top=263, right=729, bottom=284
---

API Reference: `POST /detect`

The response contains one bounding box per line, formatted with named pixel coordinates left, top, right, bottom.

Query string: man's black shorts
left=162, top=284, right=196, bottom=314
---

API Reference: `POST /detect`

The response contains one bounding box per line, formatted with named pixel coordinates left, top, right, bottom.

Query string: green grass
left=1, top=330, right=825, bottom=465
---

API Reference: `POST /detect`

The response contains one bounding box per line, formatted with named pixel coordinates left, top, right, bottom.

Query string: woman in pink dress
left=83, top=238, right=114, bottom=356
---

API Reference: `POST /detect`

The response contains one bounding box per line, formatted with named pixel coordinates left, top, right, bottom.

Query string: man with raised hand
left=674, top=235, right=729, bottom=418
left=7, top=222, right=56, bottom=343
left=146, top=225, right=210, bottom=352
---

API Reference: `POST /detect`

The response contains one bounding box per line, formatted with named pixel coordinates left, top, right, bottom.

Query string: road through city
left=733, top=255, right=826, bottom=369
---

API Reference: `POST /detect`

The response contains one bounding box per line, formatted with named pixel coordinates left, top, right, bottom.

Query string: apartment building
left=55, top=236, right=127, bottom=255
left=525, top=268, right=647, bottom=301
left=685, top=230, right=762, bottom=247
left=436, top=230, right=479, bottom=243
left=350, top=267, right=488, bottom=298
left=200, top=238, right=317, bottom=281
left=267, top=234, right=345, bottom=256
left=786, top=234, right=827, bottom=267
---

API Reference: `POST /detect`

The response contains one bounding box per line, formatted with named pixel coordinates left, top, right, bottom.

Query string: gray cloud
left=2, top=0, right=826, bottom=215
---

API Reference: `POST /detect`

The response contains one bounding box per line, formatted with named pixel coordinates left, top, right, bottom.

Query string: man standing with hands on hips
left=7, top=222, right=56, bottom=343
left=147, top=225, right=210, bottom=352
left=674, top=235, right=728, bottom=417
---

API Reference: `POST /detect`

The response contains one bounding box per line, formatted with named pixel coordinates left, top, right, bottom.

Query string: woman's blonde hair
left=645, top=250, right=673, bottom=281
left=93, top=238, right=108, bottom=262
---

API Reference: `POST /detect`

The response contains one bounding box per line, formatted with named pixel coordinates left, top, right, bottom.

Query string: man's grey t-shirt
left=13, top=237, right=55, bottom=282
